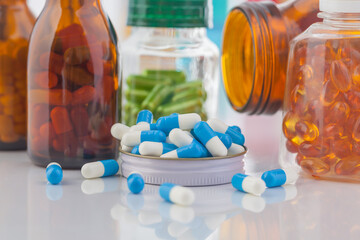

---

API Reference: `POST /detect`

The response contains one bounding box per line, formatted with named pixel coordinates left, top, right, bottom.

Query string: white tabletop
left=1, top=110, right=360, bottom=240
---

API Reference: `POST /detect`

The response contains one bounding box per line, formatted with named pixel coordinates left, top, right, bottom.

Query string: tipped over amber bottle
left=0, top=0, right=35, bottom=150
left=222, top=0, right=319, bottom=115
left=27, top=0, right=119, bottom=168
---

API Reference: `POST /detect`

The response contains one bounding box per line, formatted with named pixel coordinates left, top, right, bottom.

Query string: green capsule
left=124, top=103, right=140, bottom=125
left=158, top=98, right=203, bottom=116
left=173, top=80, right=203, bottom=93
left=126, top=75, right=171, bottom=90
left=144, top=70, right=186, bottom=84
left=147, top=85, right=174, bottom=112
left=141, top=84, right=164, bottom=109
left=125, top=89, right=149, bottom=105
left=172, top=87, right=206, bottom=103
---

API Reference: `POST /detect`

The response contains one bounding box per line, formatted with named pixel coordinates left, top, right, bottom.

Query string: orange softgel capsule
left=284, top=37, right=360, bottom=180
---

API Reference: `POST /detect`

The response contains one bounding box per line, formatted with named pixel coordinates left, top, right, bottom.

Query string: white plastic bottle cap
left=320, top=0, right=360, bottom=13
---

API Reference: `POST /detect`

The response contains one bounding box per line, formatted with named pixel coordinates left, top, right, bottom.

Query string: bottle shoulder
left=292, top=22, right=360, bottom=43
left=122, top=30, right=219, bottom=58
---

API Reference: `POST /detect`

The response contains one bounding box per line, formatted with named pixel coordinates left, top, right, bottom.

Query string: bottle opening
left=222, top=8, right=255, bottom=113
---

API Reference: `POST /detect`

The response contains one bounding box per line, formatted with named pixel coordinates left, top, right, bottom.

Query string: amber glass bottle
left=27, top=0, right=119, bottom=168
left=0, top=0, right=34, bottom=150
left=222, top=0, right=319, bottom=115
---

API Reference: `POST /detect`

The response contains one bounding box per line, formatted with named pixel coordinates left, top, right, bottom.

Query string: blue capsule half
left=225, top=128, right=245, bottom=146
left=156, top=115, right=180, bottom=135
left=127, top=172, right=145, bottom=194
left=46, top=163, right=63, bottom=185
left=215, top=132, right=233, bottom=149
left=137, top=110, right=153, bottom=124
left=230, top=126, right=241, bottom=133
left=131, top=145, right=140, bottom=155
left=140, top=130, right=166, bottom=142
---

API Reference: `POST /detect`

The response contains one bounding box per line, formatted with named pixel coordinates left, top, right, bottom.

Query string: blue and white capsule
left=159, top=183, right=195, bottom=206
left=139, top=142, right=177, bottom=156
left=111, top=123, right=130, bottom=140
left=131, top=145, right=140, bottom=155
left=156, top=113, right=201, bottom=135
left=215, top=132, right=233, bottom=149
left=122, top=130, right=166, bottom=147
left=129, top=122, right=157, bottom=132
left=193, top=121, right=227, bottom=157
left=207, top=119, right=245, bottom=146
left=232, top=173, right=266, bottom=196
left=46, top=162, right=63, bottom=185
left=230, top=125, right=241, bottom=133
left=81, top=159, right=119, bottom=179
left=161, top=142, right=207, bottom=158
left=127, top=172, right=145, bottom=194
left=137, top=110, right=153, bottom=124
left=227, top=143, right=246, bottom=156
left=261, top=168, right=298, bottom=188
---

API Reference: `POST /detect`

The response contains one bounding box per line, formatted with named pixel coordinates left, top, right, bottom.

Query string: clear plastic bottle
left=121, top=0, right=219, bottom=125
left=0, top=0, right=35, bottom=150
left=27, top=0, right=119, bottom=168
left=282, top=0, right=360, bottom=181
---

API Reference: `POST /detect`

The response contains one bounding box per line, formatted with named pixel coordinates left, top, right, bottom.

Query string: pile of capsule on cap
left=111, top=110, right=246, bottom=158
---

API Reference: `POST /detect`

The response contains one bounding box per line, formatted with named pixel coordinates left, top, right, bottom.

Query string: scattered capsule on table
left=81, top=159, right=119, bottom=179
left=232, top=173, right=266, bottom=196
left=227, top=143, right=246, bottom=156
left=127, top=172, right=145, bottom=194
left=46, top=162, right=63, bottom=185
left=129, top=122, right=157, bottom=132
left=131, top=145, right=140, bottom=155
left=137, top=109, right=153, bottom=124
left=139, top=142, right=177, bottom=157
left=215, top=132, right=233, bottom=149
left=193, top=121, right=227, bottom=157
left=156, top=113, right=201, bottom=135
left=207, top=119, right=245, bottom=145
left=159, top=183, right=195, bottom=206
left=261, top=168, right=298, bottom=188
left=111, top=123, right=130, bottom=140
left=122, top=130, right=166, bottom=147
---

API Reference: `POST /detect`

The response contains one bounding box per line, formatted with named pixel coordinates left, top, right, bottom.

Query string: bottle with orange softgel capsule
left=0, top=0, right=35, bottom=150
left=27, top=0, right=119, bottom=168
left=281, top=0, right=360, bottom=181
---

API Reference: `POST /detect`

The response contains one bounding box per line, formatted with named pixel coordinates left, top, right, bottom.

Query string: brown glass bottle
left=222, top=0, right=319, bottom=115
left=0, top=0, right=35, bottom=150
left=27, top=0, right=119, bottom=168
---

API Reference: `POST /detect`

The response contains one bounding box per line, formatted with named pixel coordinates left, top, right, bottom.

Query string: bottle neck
left=131, top=27, right=208, bottom=44
left=45, top=0, right=102, bottom=9
left=319, top=12, right=360, bottom=28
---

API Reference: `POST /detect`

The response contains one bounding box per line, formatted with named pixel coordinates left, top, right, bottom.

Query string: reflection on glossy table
left=1, top=111, right=360, bottom=240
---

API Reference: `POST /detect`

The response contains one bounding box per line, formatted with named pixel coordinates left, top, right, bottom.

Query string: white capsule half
left=129, top=122, right=150, bottom=132
left=228, top=143, right=246, bottom=156
left=169, top=128, right=194, bottom=147
left=122, top=131, right=141, bottom=147
left=121, top=144, right=133, bottom=153
left=207, top=118, right=228, bottom=133
left=111, top=123, right=130, bottom=140
left=178, top=113, right=201, bottom=130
